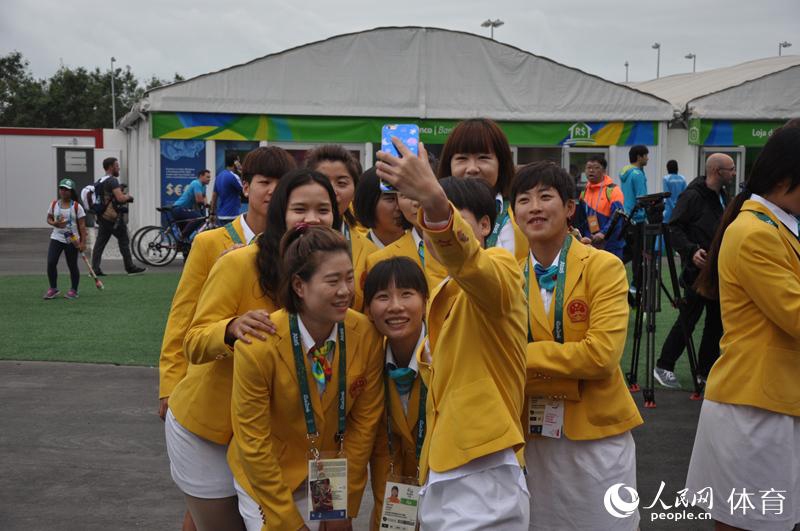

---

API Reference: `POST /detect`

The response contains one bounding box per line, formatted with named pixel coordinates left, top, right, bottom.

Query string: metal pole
left=779, top=42, right=782, bottom=56
left=625, top=61, right=629, bottom=83
left=656, top=47, right=661, bottom=78
left=110, top=57, right=117, bottom=128
left=692, top=55, right=696, bottom=73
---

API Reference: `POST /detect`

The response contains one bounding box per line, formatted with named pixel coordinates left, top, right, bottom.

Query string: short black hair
left=666, top=160, right=678, bottom=174
left=354, top=167, right=411, bottom=230
left=629, top=145, right=649, bottom=163
left=364, top=257, right=428, bottom=306
left=102, top=157, right=118, bottom=170
left=511, top=161, right=575, bottom=206
left=438, top=176, right=497, bottom=233
left=225, top=153, right=240, bottom=167
left=587, top=155, right=607, bottom=169
left=241, top=146, right=296, bottom=184
left=197, top=169, right=210, bottom=177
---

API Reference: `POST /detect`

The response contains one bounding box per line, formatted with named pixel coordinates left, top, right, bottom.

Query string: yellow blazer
left=365, top=230, right=448, bottom=293
left=705, top=200, right=800, bottom=416
left=348, top=221, right=377, bottom=311
left=415, top=206, right=527, bottom=484
left=171, top=243, right=277, bottom=445
left=506, top=206, right=530, bottom=263
left=369, top=366, right=424, bottom=530
left=227, top=309, right=384, bottom=530
left=159, top=216, right=246, bottom=398
left=524, top=237, right=643, bottom=440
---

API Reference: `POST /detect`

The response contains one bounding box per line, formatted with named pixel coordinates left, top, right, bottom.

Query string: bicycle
left=132, top=206, right=218, bottom=267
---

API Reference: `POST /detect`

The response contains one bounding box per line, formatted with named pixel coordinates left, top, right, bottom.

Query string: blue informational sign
left=160, top=140, right=206, bottom=211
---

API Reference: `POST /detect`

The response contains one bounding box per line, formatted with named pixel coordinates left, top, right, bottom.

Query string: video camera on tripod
left=624, top=191, right=704, bottom=407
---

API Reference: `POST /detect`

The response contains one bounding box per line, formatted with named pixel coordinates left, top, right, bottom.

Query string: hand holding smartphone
left=380, top=124, right=419, bottom=192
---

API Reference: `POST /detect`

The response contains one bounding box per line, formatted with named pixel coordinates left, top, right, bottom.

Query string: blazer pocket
left=445, top=378, right=510, bottom=451
left=762, top=347, right=800, bottom=405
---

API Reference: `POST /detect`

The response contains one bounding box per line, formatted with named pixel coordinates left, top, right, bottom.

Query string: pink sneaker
left=43, top=288, right=60, bottom=300
left=65, top=289, right=79, bottom=300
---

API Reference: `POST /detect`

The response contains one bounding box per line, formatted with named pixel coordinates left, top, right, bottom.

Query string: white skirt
left=686, top=399, right=800, bottom=530
left=235, top=479, right=320, bottom=531
left=164, top=409, right=236, bottom=499
left=524, top=431, right=639, bottom=531
left=419, top=464, right=530, bottom=530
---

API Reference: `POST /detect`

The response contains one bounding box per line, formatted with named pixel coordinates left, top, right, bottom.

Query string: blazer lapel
left=426, top=278, right=457, bottom=354
left=404, top=378, right=422, bottom=444
left=387, top=379, right=415, bottom=446
left=527, top=271, right=552, bottom=339
left=563, top=238, right=588, bottom=303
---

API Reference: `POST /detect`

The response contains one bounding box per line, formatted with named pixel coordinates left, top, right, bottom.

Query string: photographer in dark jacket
left=91, top=157, right=145, bottom=276
left=653, top=153, right=735, bottom=388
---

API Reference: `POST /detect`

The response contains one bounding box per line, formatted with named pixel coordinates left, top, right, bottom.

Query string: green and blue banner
left=152, top=112, right=658, bottom=147
left=688, top=119, right=785, bottom=147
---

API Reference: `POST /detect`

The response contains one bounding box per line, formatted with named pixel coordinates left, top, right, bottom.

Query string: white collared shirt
left=750, top=194, right=799, bottom=237
left=495, top=193, right=516, bottom=255
left=385, top=325, right=425, bottom=415
left=238, top=214, right=256, bottom=244
left=296, top=315, right=338, bottom=396
left=530, top=250, right=561, bottom=315
left=367, top=229, right=387, bottom=250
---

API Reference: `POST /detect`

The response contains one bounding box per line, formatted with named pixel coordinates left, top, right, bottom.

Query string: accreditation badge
left=587, top=214, right=600, bottom=234
left=528, top=397, right=564, bottom=439
left=379, top=476, right=420, bottom=531
left=307, top=457, right=348, bottom=521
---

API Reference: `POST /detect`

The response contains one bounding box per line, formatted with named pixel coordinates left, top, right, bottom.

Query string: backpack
left=90, top=177, right=108, bottom=216
left=50, top=200, right=80, bottom=225
left=80, top=184, right=95, bottom=212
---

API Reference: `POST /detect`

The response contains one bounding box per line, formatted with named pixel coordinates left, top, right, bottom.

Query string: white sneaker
left=653, top=367, right=681, bottom=389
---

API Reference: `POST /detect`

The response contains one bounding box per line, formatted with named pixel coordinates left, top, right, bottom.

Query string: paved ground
left=0, top=360, right=710, bottom=531
left=0, top=228, right=183, bottom=275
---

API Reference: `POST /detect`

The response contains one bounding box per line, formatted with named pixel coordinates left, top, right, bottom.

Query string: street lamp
left=481, top=19, right=504, bottom=40
left=778, top=41, right=792, bottom=56
left=652, top=42, right=661, bottom=79
left=685, top=53, right=696, bottom=73
left=624, top=61, right=629, bottom=83
left=110, top=56, right=117, bottom=128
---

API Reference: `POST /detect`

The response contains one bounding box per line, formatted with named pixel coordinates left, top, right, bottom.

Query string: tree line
left=0, top=51, right=183, bottom=129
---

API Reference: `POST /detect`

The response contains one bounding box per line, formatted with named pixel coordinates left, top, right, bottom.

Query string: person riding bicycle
left=173, top=169, right=211, bottom=239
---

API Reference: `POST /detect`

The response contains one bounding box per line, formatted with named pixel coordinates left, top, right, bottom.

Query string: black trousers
left=656, top=284, right=722, bottom=377
left=91, top=217, right=134, bottom=271
left=47, top=239, right=79, bottom=290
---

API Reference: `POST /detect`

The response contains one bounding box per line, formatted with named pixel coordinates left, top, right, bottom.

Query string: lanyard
left=486, top=199, right=510, bottom=248
left=523, top=234, right=573, bottom=344
left=342, top=221, right=353, bottom=257
left=224, top=222, right=243, bottom=245
left=384, top=374, right=427, bottom=476
left=289, top=314, right=347, bottom=454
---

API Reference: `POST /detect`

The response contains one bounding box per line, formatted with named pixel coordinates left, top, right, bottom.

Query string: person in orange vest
left=577, top=156, right=626, bottom=259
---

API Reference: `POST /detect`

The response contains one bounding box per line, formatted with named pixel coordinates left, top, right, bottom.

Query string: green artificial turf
left=0, top=273, right=178, bottom=366
left=1, top=261, right=706, bottom=391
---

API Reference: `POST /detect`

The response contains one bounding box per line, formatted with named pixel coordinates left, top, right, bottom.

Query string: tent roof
left=632, top=55, right=800, bottom=119
left=135, top=26, right=672, bottom=122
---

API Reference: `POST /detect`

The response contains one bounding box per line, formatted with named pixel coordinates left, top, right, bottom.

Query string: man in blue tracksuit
left=619, top=145, right=649, bottom=300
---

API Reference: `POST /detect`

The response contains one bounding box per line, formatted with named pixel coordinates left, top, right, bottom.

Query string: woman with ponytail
left=228, top=225, right=384, bottom=530
left=687, top=122, right=800, bottom=531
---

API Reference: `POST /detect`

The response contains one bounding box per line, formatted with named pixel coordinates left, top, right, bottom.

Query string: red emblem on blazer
left=567, top=299, right=589, bottom=322
left=456, top=230, right=470, bottom=243
left=349, top=375, right=367, bottom=399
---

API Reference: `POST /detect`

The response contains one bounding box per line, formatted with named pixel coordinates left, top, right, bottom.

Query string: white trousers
left=235, top=479, right=320, bottom=531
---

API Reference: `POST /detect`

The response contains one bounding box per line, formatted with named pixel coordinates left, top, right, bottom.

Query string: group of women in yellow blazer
left=159, top=117, right=800, bottom=531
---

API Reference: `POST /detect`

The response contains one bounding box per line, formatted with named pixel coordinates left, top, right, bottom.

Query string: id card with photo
left=528, top=397, right=564, bottom=439
left=379, top=478, right=420, bottom=531
left=307, top=458, right=348, bottom=521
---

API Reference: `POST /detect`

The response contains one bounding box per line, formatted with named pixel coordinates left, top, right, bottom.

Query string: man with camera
left=653, top=153, right=735, bottom=388
left=91, top=157, right=146, bottom=276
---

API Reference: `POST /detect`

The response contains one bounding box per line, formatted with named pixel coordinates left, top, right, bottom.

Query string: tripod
left=610, top=193, right=704, bottom=408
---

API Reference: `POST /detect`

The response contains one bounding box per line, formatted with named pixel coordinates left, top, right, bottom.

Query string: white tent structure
left=120, top=26, right=673, bottom=229
left=633, top=56, right=800, bottom=186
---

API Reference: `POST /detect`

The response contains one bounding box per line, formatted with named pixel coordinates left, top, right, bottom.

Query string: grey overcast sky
left=2, top=0, right=798, bottom=85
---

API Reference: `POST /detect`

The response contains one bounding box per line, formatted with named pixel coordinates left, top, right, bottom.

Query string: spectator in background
left=619, top=145, right=649, bottom=298
left=653, top=153, right=734, bottom=389
left=210, top=154, right=243, bottom=223
left=578, top=156, right=626, bottom=259
left=44, top=179, right=87, bottom=300
left=91, top=157, right=145, bottom=276
left=172, top=169, right=210, bottom=238
left=663, top=159, right=687, bottom=223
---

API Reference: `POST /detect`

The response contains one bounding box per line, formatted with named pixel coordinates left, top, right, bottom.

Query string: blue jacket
left=619, top=164, right=648, bottom=223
